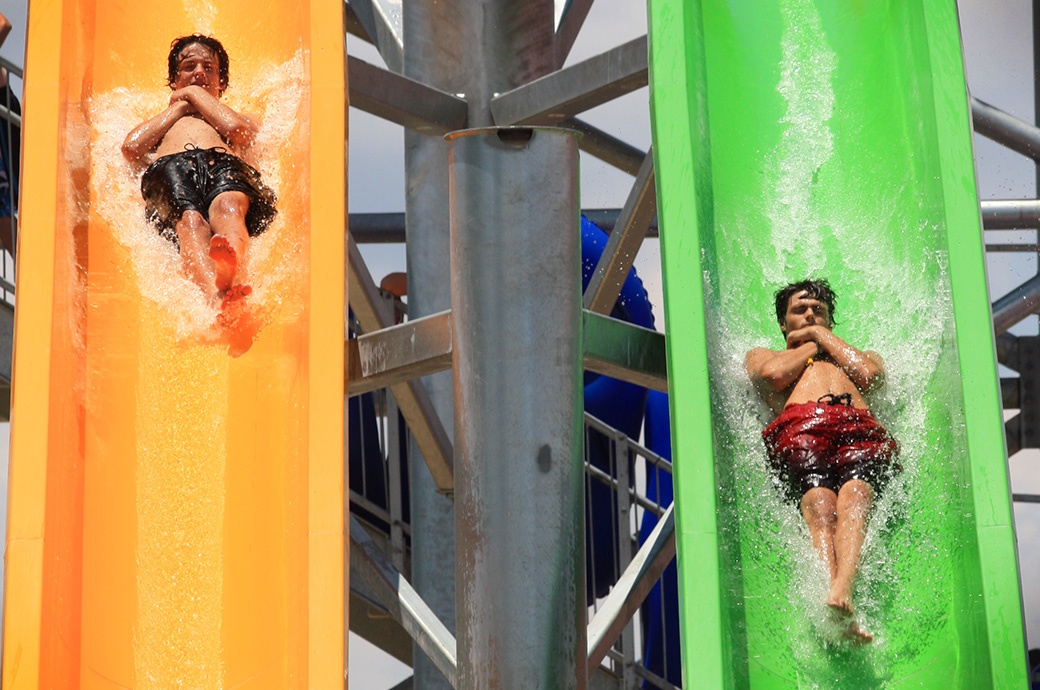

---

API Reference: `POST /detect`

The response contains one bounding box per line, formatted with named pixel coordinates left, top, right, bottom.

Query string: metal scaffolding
left=341, top=0, right=1040, bottom=687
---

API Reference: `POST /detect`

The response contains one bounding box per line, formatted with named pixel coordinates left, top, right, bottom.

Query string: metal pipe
left=980, top=198, right=1040, bottom=229
left=971, top=97, right=1040, bottom=161
left=992, top=273, right=1040, bottom=335
left=348, top=208, right=659, bottom=244
left=449, top=127, right=586, bottom=689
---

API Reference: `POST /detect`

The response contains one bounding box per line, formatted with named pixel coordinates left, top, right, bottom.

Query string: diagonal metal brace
left=348, top=56, right=469, bottom=135
left=564, top=117, right=645, bottom=175
left=348, top=234, right=455, bottom=492
left=554, top=0, right=595, bottom=69
left=584, top=150, right=657, bottom=314
left=587, top=503, right=675, bottom=671
left=350, top=516, right=458, bottom=686
left=491, top=36, right=648, bottom=125
left=345, top=0, right=404, bottom=72
left=971, top=97, right=1040, bottom=161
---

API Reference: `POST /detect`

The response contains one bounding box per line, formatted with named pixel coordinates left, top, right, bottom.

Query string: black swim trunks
left=141, top=146, right=277, bottom=241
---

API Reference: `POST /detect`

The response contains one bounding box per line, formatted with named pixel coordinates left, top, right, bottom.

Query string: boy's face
left=172, top=43, right=223, bottom=98
left=782, top=290, right=832, bottom=334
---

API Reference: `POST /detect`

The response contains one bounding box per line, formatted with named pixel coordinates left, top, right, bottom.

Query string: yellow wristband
left=806, top=357, right=814, bottom=368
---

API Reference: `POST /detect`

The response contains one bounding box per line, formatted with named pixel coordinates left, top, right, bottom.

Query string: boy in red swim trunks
left=122, top=35, right=274, bottom=354
left=745, top=279, right=898, bottom=642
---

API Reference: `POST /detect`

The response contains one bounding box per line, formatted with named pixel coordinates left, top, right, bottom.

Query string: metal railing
left=347, top=328, right=681, bottom=688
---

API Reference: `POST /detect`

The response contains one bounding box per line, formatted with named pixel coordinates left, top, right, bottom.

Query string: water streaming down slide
left=649, top=1, right=1029, bottom=688
left=2, top=1, right=345, bottom=687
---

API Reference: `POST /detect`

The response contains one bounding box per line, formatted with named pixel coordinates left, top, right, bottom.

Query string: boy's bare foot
left=827, top=586, right=854, bottom=615
left=841, top=619, right=874, bottom=644
left=209, top=235, right=238, bottom=293
left=826, top=598, right=873, bottom=644
left=217, top=284, right=261, bottom=357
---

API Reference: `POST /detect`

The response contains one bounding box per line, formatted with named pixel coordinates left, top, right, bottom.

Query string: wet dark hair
left=774, top=278, right=837, bottom=328
left=167, top=34, right=230, bottom=95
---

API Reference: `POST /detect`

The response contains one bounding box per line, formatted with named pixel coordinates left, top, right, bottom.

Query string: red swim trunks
left=762, top=399, right=898, bottom=503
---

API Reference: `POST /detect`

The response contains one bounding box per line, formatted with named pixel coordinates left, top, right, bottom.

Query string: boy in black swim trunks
left=122, top=34, right=276, bottom=310
left=745, top=279, right=898, bottom=642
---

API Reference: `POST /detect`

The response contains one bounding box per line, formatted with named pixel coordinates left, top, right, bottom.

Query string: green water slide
left=648, top=0, right=1029, bottom=688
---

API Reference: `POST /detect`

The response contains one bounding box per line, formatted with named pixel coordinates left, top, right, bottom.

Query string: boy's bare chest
left=156, top=117, right=227, bottom=157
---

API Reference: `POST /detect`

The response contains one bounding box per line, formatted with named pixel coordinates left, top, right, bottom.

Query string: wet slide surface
left=3, top=1, right=344, bottom=687
left=648, top=1, right=1028, bottom=688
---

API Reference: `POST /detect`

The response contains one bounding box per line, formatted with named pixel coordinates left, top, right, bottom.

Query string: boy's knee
left=177, top=209, right=206, bottom=229
left=210, top=192, right=249, bottom=220
left=801, top=487, right=837, bottom=525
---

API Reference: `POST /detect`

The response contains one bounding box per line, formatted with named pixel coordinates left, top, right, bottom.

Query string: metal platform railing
left=347, top=365, right=681, bottom=689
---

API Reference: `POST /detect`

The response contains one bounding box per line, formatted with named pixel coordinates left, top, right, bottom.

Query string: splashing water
left=764, top=0, right=836, bottom=279
left=89, top=49, right=308, bottom=344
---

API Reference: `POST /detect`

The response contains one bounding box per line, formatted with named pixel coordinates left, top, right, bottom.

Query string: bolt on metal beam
left=491, top=35, right=648, bottom=126
left=584, top=150, right=657, bottom=314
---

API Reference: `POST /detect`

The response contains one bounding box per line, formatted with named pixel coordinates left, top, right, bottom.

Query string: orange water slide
left=2, top=0, right=346, bottom=687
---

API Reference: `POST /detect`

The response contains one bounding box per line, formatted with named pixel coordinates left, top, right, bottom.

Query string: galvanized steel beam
left=349, top=56, right=469, bottom=135
left=583, top=310, right=667, bottom=393
left=555, top=0, right=596, bottom=69
left=981, top=199, right=1040, bottom=229
left=348, top=208, right=658, bottom=243
left=347, top=235, right=455, bottom=492
left=491, top=36, right=648, bottom=125
left=564, top=118, right=645, bottom=175
left=583, top=150, right=657, bottom=314
left=346, top=0, right=404, bottom=72
left=586, top=503, right=675, bottom=673
left=350, top=517, right=459, bottom=686
left=347, top=311, right=453, bottom=396
left=992, top=273, right=1040, bottom=335
left=344, top=3, right=372, bottom=42
left=971, top=97, right=1040, bottom=160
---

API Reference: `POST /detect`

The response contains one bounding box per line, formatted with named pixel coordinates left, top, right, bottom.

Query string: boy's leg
left=830, top=479, right=873, bottom=613
left=207, top=191, right=250, bottom=292
left=800, top=486, right=839, bottom=582
left=175, top=209, right=217, bottom=301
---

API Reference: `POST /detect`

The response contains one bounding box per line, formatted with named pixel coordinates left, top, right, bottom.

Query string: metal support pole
left=403, top=3, right=556, bottom=687
left=449, top=127, right=586, bottom=690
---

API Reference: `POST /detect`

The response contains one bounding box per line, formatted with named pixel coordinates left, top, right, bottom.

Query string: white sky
left=0, top=0, right=1037, bottom=687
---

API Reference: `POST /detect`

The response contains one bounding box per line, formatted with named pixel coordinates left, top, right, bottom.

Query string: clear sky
left=0, top=1, right=1037, bottom=688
